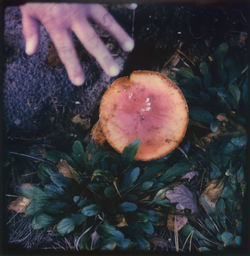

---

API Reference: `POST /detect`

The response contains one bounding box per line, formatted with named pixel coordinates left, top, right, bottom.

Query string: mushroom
left=94, top=70, right=188, bottom=161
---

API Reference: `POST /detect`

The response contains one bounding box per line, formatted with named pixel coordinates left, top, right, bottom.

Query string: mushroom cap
left=100, top=70, right=189, bottom=161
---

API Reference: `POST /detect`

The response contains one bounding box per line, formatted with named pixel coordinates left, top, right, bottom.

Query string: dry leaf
left=200, top=180, right=224, bottom=211
left=216, top=114, right=229, bottom=122
left=91, top=121, right=106, bottom=146
left=181, top=171, right=199, bottom=181
left=150, top=237, right=169, bottom=250
left=8, top=197, right=31, bottom=213
left=72, top=114, right=91, bottom=130
left=115, top=214, right=128, bottom=228
left=57, top=159, right=80, bottom=183
left=167, top=214, right=188, bottom=232
left=165, top=184, right=198, bottom=214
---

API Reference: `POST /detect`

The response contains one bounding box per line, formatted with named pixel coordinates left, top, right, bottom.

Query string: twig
left=176, top=49, right=196, bottom=66
left=174, top=216, right=179, bottom=252
left=177, top=146, right=188, bottom=159
left=75, top=225, right=93, bottom=251
left=8, top=151, right=54, bottom=164
left=182, top=230, right=194, bottom=251
left=189, top=230, right=194, bottom=252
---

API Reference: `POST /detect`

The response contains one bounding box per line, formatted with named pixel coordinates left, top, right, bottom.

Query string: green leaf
left=136, top=236, right=150, bottom=250
left=45, top=150, right=77, bottom=169
left=21, top=184, right=48, bottom=201
left=160, top=161, right=193, bottom=183
left=221, top=231, right=233, bottom=246
left=121, top=139, right=141, bottom=164
left=71, top=213, right=87, bottom=226
left=221, top=185, right=234, bottom=199
left=237, top=166, right=244, bottom=183
left=78, top=233, right=91, bottom=250
left=98, top=223, right=124, bottom=241
left=88, top=152, right=110, bottom=170
left=216, top=198, right=226, bottom=215
left=138, top=164, right=166, bottom=184
left=178, top=67, right=194, bottom=79
left=231, top=136, right=247, bottom=148
left=37, top=163, right=55, bottom=182
left=119, top=202, right=137, bottom=212
left=104, top=186, right=116, bottom=198
left=25, top=201, right=46, bottom=216
left=210, top=163, right=222, bottom=179
left=140, top=221, right=154, bottom=235
left=155, top=199, right=171, bottom=207
left=91, top=169, right=115, bottom=182
left=141, top=181, right=154, bottom=190
left=134, top=212, right=149, bottom=223
left=190, top=107, right=213, bottom=124
left=73, top=196, right=88, bottom=208
left=50, top=173, right=75, bottom=188
left=200, top=61, right=212, bottom=87
left=57, top=217, right=75, bottom=235
left=122, top=167, right=140, bottom=188
left=72, top=140, right=88, bottom=167
left=214, top=42, right=229, bottom=69
left=45, top=201, right=70, bottom=215
left=242, top=80, right=248, bottom=106
left=144, top=210, right=162, bottom=222
left=81, top=204, right=100, bottom=216
left=181, top=224, right=210, bottom=241
left=44, top=184, right=64, bottom=198
left=234, top=236, right=242, bottom=246
left=229, top=84, right=241, bottom=104
left=101, top=241, right=117, bottom=250
left=118, top=238, right=135, bottom=249
left=32, top=213, right=55, bottom=229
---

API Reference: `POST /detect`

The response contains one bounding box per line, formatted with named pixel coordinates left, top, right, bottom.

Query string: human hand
left=20, top=3, right=135, bottom=86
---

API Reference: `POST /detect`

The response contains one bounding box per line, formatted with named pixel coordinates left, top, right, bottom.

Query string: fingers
left=46, top=26, right=85, bottom=86
left=89, top=4, right=134, bottom=52
left=72, top=20, right=120, bottom=77
left=21, top=14, right=40, bottom=55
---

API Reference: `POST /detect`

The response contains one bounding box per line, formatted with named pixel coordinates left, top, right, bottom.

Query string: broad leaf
left=91, top=169, right=115, bottom=182
left=25, top=201, right=46, bottom=216
left=37, top=163, right=55, bottom=182
left=122, top=167, right=140, bottom=188
left=20, top=184, right=48, bottom=201
left=32, top=213, right=55, bottom=229
left=221, top=231, right=233, bottom=246
left=82, top=204, right=100, bottom=216
left=121, top=139, right=141, bottom=164
left=139, top=221, right=154, bottom=235
left=57, top=217, right=75, bottom=235
left=98, top=223, right=125, bottom=242
left=50, top=173, right=76, bottom=188
left=72, top=140, right=88, bottom=167
left=160, top=161, right=193, bottom=183
left=189, top=107, right=213, bottom=124
left=119, top=202, right=137, bottom=212
left=178, top=67, right=194, bottom=79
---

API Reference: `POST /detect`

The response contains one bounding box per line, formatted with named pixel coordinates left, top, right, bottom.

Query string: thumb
left=21, top=13, right=40, bottom=55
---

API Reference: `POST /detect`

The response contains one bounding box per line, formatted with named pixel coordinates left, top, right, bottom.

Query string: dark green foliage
left=14, top=43, right=247, bottom=251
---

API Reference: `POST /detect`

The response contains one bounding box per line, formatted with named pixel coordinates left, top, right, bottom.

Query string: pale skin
left=20, top=3, right=136, bottom=86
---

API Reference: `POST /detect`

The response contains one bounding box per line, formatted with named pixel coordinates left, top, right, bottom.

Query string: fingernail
left=128, top=3, right=138, bottom=10
left=124, top=40, right=134, bottom=52
left=25, top=40, right=34, bottom=55
left=74, top=76, right=85, bottom=86
left=109, top=65, right=120, bottom=77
